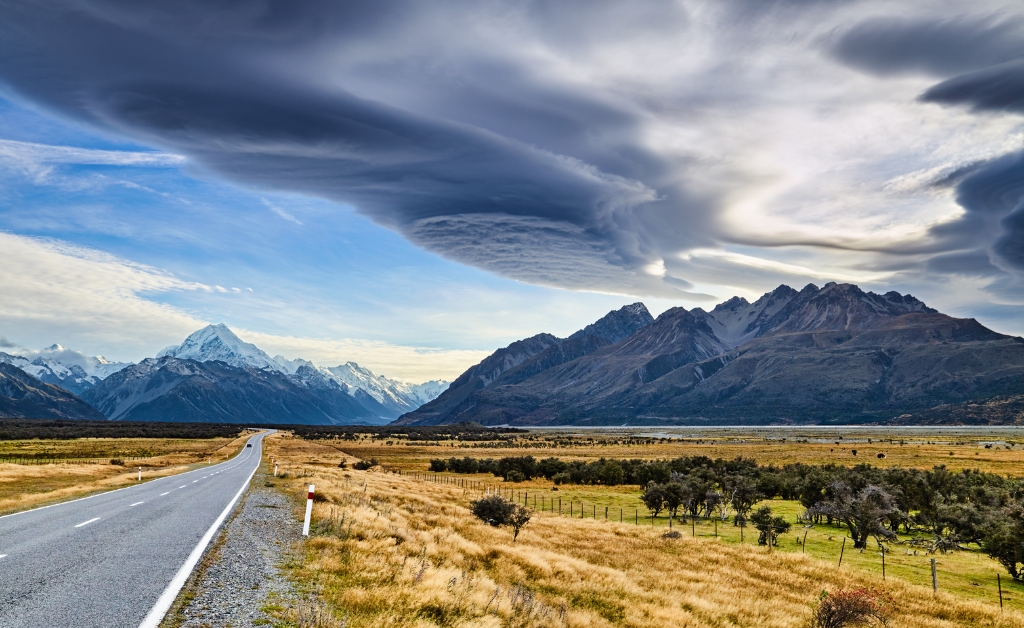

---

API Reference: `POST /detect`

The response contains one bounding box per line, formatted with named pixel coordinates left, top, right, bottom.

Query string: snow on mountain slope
left=158, top=324, right=282, bottom=371
left=0, top=345, right=131, bottom=395
left=324, top=362, right=449, bottom=415
left=158, top=325, right=449, bottom=416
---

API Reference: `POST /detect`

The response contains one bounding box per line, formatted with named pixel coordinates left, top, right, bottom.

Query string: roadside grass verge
left=267, top=435, right=1024, bottom=628
left=0, top=432, right=252, bottom=516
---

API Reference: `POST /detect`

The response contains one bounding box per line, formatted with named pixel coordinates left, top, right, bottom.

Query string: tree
left=663, top=482, right=685, bottom=519
left=727, top=476, right=761, bottom=524
left=750, top=506, right=790, bottom=546
left=641, top=483, right=666, bottom=517
left=508, top=503, right=531, bottom=542
left=981, top=505, right=1024, bottom=580
left=470, top=495, right=531, bottom=542
left=811, top=484, right=899, bottom=549
left=472, top=495, right=514, bottom=527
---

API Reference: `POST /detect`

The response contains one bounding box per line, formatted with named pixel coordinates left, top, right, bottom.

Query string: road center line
left=0, top=554, right=7, bottom=559
left=192, top=480, right=198, bottom=483
left=74, top=517, right=100, bottom=528
left=178, top=485, right=186, bottom=489
left=160, top=492, right=170, bottom=496
left=130, top=501, right=144, bottom=507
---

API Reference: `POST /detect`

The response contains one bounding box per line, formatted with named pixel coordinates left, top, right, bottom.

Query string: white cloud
left=0, top=232, right=492, bottom=380
left=261, top=198, right=303, bottom=225
left=0, top=231, right=206, bottom=357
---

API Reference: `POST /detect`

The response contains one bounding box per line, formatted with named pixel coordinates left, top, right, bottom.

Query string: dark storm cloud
left=924, top=151, right=1024, bottom=273
left=921, top=61, right=1024, bottom=112
left=831, top=15, right=1024, bottom=77
left=6, top=0, right=1024, bottom=303
left=0, top=0, right=705, bottom=296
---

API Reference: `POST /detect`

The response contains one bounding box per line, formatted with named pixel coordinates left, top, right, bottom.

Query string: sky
left=1, top=0, right=1024, bottom=382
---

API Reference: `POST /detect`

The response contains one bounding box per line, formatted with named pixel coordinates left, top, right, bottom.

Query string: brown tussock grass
left=267, top=435, right=1024, bottom=628
left=0, top=432, right=252, bottom=515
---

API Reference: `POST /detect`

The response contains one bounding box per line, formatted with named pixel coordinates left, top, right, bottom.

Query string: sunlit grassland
left=266, top=433, right=1024, bottom=627
left=0, top=433, right=251, bottom=515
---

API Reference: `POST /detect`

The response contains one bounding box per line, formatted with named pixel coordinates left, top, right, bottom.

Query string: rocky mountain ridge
left=0, top=362, right=105, bottom=421
left=396, top=283, right=1024, bottom=426
left=0, top=346, right=130, bottom=395
left=81, top=356, right=387, bottom=424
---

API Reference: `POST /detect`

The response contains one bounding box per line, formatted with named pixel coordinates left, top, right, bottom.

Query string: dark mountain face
left=393, top=303, right=654, bottom=425
left=395, top=283, right=1024, bottom=426
left=82, top=357, right=386, bottom=424
left=0, top=363, right=105, bottom=420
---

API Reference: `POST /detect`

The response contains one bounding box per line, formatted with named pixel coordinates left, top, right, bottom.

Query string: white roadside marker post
left=302, top=485, right=315, bottom=536
left=274, top=463, right=279, bottom=477
left=138, top=467, right=142, bottom=481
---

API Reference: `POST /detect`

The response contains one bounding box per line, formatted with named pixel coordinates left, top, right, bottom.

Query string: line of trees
left=431, top=453, right=1024, bottom=579
left=0, top=418, right=244, bottom=441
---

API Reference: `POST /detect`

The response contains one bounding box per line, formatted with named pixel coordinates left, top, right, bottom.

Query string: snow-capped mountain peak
left=158, top=324, right=282, bottom=372
left=0, top=344, right=131, bottom=395
left=158, top=324, right=449, bottom=417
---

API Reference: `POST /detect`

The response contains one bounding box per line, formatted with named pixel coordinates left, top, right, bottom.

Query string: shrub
left=811, top=588, right=894, bottom=628
left=353, top=458, right=378, bottom=471
left=429, top=458, right=448, bottom=472
left=506, top=469, right=526, bottom=483
left=472, top=495, right=514, bottom=527
left=470, top=495, right=531, bottom=542
left=110, top=458, right=124, bottom=466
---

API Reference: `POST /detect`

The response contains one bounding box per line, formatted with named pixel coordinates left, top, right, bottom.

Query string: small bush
left=337, top=460, right=347, bottom=469
left=811, top=588, right=894, bottom=628
left=353, top=458, right=378, bottom=471
left=471, top=495, right=514, bottom=527
left=110, top=458, right=124, bottom=466
left=470, top=495, right=531, bottom=541
left=506, top=469, right=526, bottom=483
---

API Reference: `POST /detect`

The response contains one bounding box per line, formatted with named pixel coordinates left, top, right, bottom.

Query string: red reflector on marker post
left=302, top=484, right=315, bottom=536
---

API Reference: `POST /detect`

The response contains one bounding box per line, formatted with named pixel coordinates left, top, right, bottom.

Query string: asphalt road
left=0, top=431, right=269, bottom=628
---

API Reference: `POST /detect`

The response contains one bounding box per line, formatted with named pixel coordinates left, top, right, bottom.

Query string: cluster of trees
left=0, top=418, right=243, bottom=441
left=434, top=453, right=1024, bottom=579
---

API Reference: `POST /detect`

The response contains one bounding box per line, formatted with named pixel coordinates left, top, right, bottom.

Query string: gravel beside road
left=169, top=472, right=302, bottom=628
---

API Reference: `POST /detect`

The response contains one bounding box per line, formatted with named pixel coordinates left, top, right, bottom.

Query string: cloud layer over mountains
left=1, top=0, right=1024, bottom=305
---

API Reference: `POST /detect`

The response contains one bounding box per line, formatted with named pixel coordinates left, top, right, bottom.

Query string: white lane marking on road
left=74, top=517, right=100, bottom=528
left=160, top=492, right=170, bottom=496
left=179, top=485, right=186, bottom=489
left=0, top=554, right=7, bottom=559
left=130, top=501, right=144, bottom=507
left=192, top=480, right=198, bottom=483
left=138, top=437, right=263, bottom=628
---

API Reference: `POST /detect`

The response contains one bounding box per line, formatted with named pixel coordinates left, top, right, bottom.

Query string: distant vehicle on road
left=247, top=443, right=252, bottom=448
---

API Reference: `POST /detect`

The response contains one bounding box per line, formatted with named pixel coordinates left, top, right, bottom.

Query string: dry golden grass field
left=265, top=431, right=1024, bottom=628
left=0, top=432, right=252, bottom=515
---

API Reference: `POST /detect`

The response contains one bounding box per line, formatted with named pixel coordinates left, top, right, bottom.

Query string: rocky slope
left=0, top=346, right=129, bottom=395
left=396, top=283, right=1024, bottom=426
left=82, top=357, right=386, bottom=424
left=0, top=362, right=105, bottom=420
left=395, top=303, right=655, bottom=425
left=161, top=324, right=448, bottom=418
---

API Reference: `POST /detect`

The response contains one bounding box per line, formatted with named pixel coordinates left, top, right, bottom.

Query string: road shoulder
left=161, top=470, right=302, bottom=628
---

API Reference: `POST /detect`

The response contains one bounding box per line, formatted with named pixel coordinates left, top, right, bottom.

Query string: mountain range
left=396, top=282, right=1024, bottom=426
left=0, top=325, right=449, bottom=424
left=0, top=346, right=130, bottom=395
left=0, top=362, right=105, bottom=421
